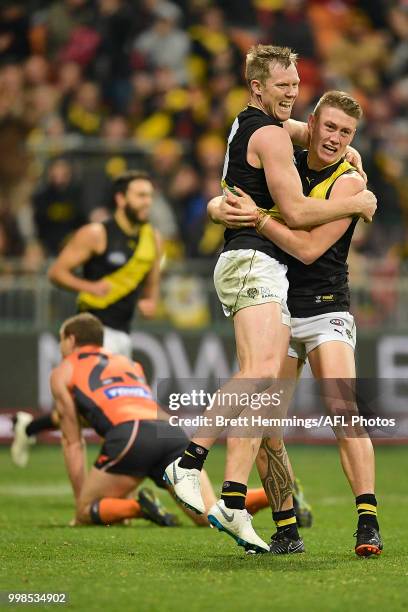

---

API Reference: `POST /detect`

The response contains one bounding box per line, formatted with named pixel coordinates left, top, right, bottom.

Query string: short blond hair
left=314, top=91, right=363, bottom=121
left=245, top=44, right=298, bottom=89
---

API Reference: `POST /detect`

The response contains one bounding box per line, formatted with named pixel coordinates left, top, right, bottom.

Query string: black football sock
left=178, top=442, right=209, bottom=470
left=26, top=414, right=56, bottom=437
left=356, top=493, right=379, bottom=530
left=273, top=508, right=299, bottom=539
left=221, top=481, right=247, bottom=510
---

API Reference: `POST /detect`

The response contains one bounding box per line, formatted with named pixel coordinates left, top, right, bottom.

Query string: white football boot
left=208, top=500, right=269, bottom=553
left=11, top=411, right=36, bottom=468
left=163, top=457, right=205, bottom=514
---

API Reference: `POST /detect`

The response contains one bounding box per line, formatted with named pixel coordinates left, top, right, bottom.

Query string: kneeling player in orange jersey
left=50, top=312, right=269, bottom=527
left=50, top=313, right=217, bottom=527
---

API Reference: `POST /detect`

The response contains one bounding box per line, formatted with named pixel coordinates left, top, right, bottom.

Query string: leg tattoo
left=259, top=439, right=293, bottom=512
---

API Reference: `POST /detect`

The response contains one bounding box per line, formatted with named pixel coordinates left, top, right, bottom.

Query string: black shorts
left=94, top=420, right=188, bottom=488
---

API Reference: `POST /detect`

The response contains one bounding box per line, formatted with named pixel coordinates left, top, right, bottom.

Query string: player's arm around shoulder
left=330, top=170, right=366, bottom=201
left=50, top=361, right=86, bottom=501
left=47, top=223, right=107, bottom=294
left=137, top=228, right=162, bottom=319
left=283, top=119, right=310, bottom=148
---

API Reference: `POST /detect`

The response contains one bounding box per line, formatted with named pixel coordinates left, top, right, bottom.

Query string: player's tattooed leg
left=258, top=438, right=293, bottom=512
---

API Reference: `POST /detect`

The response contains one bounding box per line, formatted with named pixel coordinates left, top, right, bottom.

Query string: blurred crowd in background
left=0, top=0, right=407, bottom=327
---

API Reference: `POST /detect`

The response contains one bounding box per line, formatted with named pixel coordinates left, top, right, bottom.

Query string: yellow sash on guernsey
left=77, top=223, right=156, bottom=310
left=308, top=160, right=353, bottom=200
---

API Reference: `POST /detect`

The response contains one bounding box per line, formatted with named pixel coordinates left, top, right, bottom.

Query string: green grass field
left=1, top=444, right=407, bottom=611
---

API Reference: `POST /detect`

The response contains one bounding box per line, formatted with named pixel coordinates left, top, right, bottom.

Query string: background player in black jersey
left=210, top=91, right=382, bottom=557
left=48, top=169, right=161, bottom=356
left=11, top=170, right=161, bottom=467
left=164, top=45, right=377, bottom=554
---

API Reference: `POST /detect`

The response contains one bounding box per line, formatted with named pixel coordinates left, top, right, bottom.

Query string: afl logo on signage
left=330, top=319, right=344, bottom=327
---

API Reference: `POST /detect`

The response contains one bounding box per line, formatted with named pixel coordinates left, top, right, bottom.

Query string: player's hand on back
left=345, top=146, right=367, bottom=183
left=221, top=188, right=258, bottom=228
left=357, top=189, right=377, bottom=223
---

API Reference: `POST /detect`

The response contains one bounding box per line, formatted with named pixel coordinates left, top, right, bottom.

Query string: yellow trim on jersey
left=77, top=223, right=156, bottom=310
left=308, top=160, right=354, bottom=200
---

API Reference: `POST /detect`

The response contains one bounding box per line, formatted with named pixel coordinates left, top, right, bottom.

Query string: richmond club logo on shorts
left=246, top=288, right=259, bottom=298
left=246, top=287, right=279, bottom=299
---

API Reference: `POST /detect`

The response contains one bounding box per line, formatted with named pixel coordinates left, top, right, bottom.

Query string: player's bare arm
left=137, top=229, right=162, bottom=319
left=48, top=224, right=110, bottom=296
left=50, top=362, right=86, bottom=502
left=209, top=189, right=350, bottom=261
left=249, top=126, right=376, bottom=227
left=215, top=173, right=365, bottom=263
left=283, top=118, right=310, bottom=147
left=258, top=172, right=364, bottom=263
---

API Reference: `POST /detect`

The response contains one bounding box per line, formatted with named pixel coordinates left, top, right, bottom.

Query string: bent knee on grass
left=76, top=503, right=93, bottom=524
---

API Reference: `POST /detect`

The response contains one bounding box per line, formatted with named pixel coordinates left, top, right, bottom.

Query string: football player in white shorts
left=164, top=46, right=376, bottom=555
left=209, top=90, right=382, bottom=557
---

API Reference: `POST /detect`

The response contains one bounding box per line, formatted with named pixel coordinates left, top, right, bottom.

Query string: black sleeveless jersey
left=287, top=150, right=358, bottom=317
left=221, top=106, right=287, bottom=264
left=77, top=217, right=157, bottom=332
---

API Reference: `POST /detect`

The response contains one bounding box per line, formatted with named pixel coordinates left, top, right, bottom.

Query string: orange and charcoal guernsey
left=66, top=346, right=158, bottom=437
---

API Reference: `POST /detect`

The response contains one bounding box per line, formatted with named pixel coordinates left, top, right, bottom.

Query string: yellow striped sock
left=357, top=503, right=377, bottom=517
left=276, top=516, right=297, bottom=528
left=221, top=491, right=246, bottom=497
